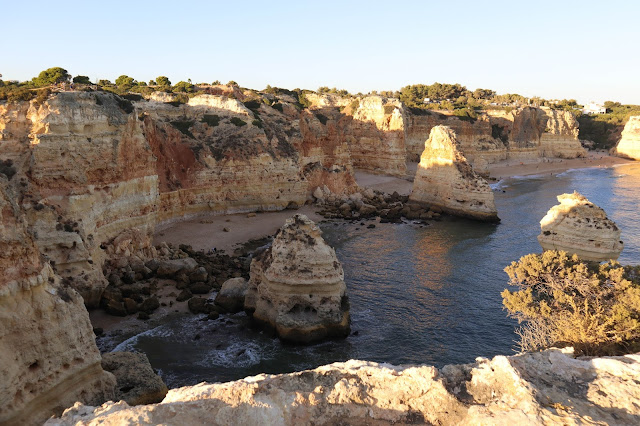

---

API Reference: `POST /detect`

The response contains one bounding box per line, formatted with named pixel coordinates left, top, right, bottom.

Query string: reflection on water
left=107, top=163, right=640, bottom=387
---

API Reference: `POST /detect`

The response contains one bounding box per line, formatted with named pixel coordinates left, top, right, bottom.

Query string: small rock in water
left=193, top=334, right=201, bottom=340
left=223, top=227, right=230, bottom=232
left=352, top=331, right=359, bottom=336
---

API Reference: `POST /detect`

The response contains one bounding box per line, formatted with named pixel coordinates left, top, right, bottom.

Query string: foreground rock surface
left=409, top=125, right=498, bottom=221
left=49, top=348, right=640, bottom=425
left=244, top=214, right=350, bottom=342
left=101, top=352, right=168, bottom=406
left=614, top=116, right=640, bottom=160
left=538, top=192, right=623, bottom=261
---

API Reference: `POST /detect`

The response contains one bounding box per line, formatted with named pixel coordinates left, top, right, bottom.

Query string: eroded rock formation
left=614, top=116, right=640, bottom=160
left=538, top=192, right=623, bottom=261
left=244, top=214, right=350, bottom=342
left=48, top=348, right=640, bottom=425
left=409, top=126, right=498, bottom=221
left=0, top=177, right=115, bottom=426
left=101, top=352, right=168, bottom=406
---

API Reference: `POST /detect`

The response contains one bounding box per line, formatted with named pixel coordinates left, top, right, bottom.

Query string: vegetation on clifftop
left=502, top=250, right=640, bottom=356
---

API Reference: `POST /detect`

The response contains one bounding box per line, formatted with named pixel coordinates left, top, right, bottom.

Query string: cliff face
left=538, top=192, right=623, bottom=261
left=614, top=116, right=640, bottom=160
left=0, top=177, right=115, bottom=426
left=406, top=111, right=507, bottom=167
left=245, top=214, right=350, bottom=342
left=48, top=348, right=640, bottom=425
left=344, top=96, right=408, bottom=176
left=405, top=107, right=584, bottom=168
left=0, top=93, right=158, bottom=306
left=409, top=126, right=498, bottom=222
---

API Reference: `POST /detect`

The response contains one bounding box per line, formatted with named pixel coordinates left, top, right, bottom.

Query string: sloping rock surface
left=48, top=348, right=640, bottom=425
left=614, top=116, right=640, bottom=160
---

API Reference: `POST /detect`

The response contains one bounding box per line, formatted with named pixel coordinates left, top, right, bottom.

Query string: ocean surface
left=104, top=163, right=640, bottom=387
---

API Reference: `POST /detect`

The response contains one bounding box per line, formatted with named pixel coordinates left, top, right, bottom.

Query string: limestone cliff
left=538, top=192, right=623, bottom=261
left=345, top=96, right=407, bottom=176
left=614, top=116, right=640, bottom=160
left=406, top=111, right=507, bottom=167
left=409, top=126, right=498, bottom=222
left=48, top=348, right=640, bottom=425
left=405, top=107, right=584, bottom=168
left=1, top=92, right=158, bottom=306
left=0, top=177, right=115, bottom=426
left=244, top=214, right=350, bottom=342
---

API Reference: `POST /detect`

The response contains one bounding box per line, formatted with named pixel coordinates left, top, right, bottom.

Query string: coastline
left=153, top=153, right=635, bottom=257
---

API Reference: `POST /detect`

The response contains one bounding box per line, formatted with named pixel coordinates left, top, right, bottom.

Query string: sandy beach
left=153, top=153, right=634, bottom=256
left=487, top=152, right=632, bottom=180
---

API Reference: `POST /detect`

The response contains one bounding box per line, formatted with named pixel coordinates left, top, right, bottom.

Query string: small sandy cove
left=154, top=153, right=633, bottom=254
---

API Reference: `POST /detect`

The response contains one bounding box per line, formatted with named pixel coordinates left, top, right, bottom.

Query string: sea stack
left=538, top=192, right=623, bottom=261
left=614, top=116, right=640, bottom=160
left=408, top=125, right=499, bottom=222
left=244, top=214, right=350, bottom=343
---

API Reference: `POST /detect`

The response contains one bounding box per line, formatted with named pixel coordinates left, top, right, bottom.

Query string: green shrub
left=502, top=250, right=640, bottom=355
left=170, top=120, right=195, bottom=138
left=230, top=117, right=247, bottom=127
left=243, top=99, right=261, bottom=112
left=252, top=119, right=263, bottom=128
left=298, top=92, right=311, bottom=109
left=0, top=159, right=16, bottom=179
left=114, top=96, right=134, bottom=114
left=201, top=114, right=220, bottom=127
left=383, top=105, right=396, bottom=115
left=272, top=102, right=283, bottom=113
left=72, top=75, right=91, bottom=84
left=32, top=67, right=70, bottom=87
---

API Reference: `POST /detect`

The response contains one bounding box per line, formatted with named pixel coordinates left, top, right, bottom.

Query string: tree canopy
left=156, top=76, right=171, bottom=87
left=32, top=67, right=70, bottom=86
left=115, top=75, right=136, bottom=87
left=72, top=75, right=91, bottom=84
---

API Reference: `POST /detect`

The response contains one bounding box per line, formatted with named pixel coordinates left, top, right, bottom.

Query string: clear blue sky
left=3, top=0, right=639, bottom=104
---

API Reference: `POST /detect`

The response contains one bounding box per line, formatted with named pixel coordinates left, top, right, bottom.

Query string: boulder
left=101, top=352, right=168, bottom=406
left=214, top=278, right=248, bottom=313
left=538, top=192, right=623, bottom=261
left=245, top=214, right=350, bottom=343
left=155, top=258, right=198, bottom=278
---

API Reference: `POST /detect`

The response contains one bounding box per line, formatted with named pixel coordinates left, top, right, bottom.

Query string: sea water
left=104, top=162, right=640, bottom=387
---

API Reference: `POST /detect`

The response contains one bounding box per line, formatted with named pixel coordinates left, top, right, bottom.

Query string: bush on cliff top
left=502, top=250, right=640, bottom=356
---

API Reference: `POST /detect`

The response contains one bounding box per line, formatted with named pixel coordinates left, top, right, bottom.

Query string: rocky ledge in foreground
left=538, top=191, right=623, bottom=261
left=244, top=214, right=350, bottom=343
left=409, top=125, right=499, bottom=222
left=48, top=348, right=640, bottom=425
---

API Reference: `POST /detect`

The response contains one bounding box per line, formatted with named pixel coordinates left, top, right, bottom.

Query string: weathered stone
left=189, top=282, right=210, bottom=295
left=409, top=126, right=498, bottom=222
left=49, top=348, right=640, bottom=426
left=176, top=289, right=193, bottom=302
left=614, top=116, right=640, bottom=160
left=140, top=296, right=160, bottom=314
left=538, top=192, right=623, bottom=261
left=214, top=277, right=248, bottom=313
left=245, top=214, right=350, bottom=343
left=101, top=352, right=168, bottom=406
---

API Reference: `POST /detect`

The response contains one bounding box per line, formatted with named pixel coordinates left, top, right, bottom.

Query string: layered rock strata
left=614, top=116, right=640, bottom=160
left=0, top=177, right=115, bottom=426
left=346, top=96, right=408, bottom=176
left=538, top=192, right=623, bottom=261
left=244, top=214, right=350, bottom=342
left=409, top=126, right=498, bottom=222
left=405, top=107, right=585, bottom=168
left=49, top=348, right=640, bottom=425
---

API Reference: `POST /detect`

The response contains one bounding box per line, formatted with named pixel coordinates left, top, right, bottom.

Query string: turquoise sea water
left=106, top=163, right=640, bottom=387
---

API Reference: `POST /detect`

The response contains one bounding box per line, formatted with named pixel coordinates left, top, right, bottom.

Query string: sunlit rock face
left=538, top=192, right=623, bottom=261
left=345, top=96, right=408, bottom=176
left=409, top=126, right=498, bottom=222
left=0, top=177, right=115, bottom=426
left=614, top=116, right=640, bottom=160
left=49, top=348, right=640, bottom=425
left=244, top=214, right=350, bottom=343
left=405, top=112, right=507, bottom=166
left=0, top=92, right=158, bottom=307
